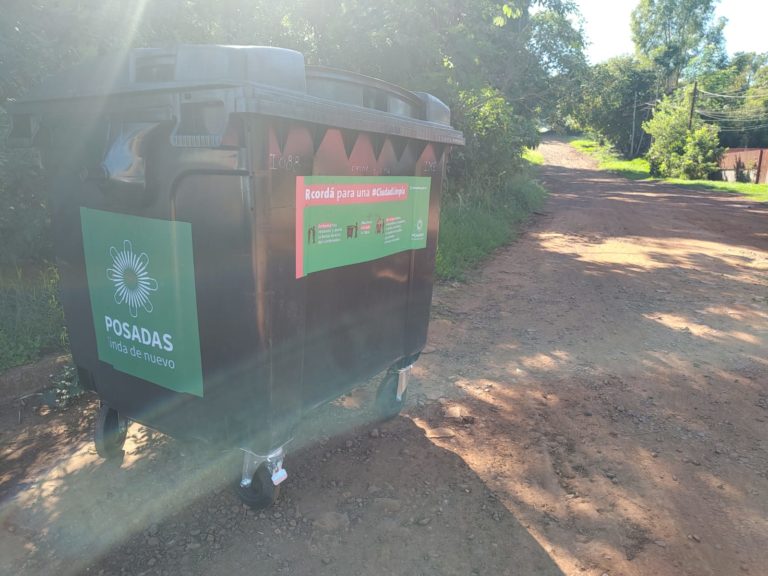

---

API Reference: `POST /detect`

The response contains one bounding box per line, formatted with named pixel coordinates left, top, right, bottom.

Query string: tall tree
left=574, top=56, right=656, bottom=157
left=695, top=53, right=768, bottom=148
left=630, top=0, right=725, bottom=91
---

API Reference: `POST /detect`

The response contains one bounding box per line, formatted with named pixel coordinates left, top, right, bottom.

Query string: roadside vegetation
left=567, top=0, right=768, bottom=187
left=666, top=178, right=768, bottom=202
left=429, top=145, right=553, bottom=281
left=522, top=147, right=545, bottom=165
left=571, top=139, right=651, bottom=180
left=571, top=137, right=768, bottom=201
left=436, top=167, right=546, bottom=280
left=0, top=109, right=64, bottom=371
left=0, top=266, right=66, bottom=370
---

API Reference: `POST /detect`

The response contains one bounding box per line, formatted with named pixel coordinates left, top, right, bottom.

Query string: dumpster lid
left=11, top=45, right=464, bottom=146
left=17, top=45, right=308, bottom=101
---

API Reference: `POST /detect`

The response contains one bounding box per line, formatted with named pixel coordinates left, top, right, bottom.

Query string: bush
left=448, top=86, right=539, bottom=204
left=0, top=107, right=51, bottom=265
left=436, top=172, right=546, bottom=280
left=0, top=266, right=67, bottom=371
left=0, top=108, right=65, bottom=372
left=643, top=94, right=723, bottom=179
left=681, top=125, right=723, bottom=180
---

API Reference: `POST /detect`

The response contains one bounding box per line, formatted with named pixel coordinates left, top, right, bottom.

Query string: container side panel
left=259, top=121, right=313, bottom=448
left=301, top=129, right=421, bottom=408
left=172, top=172, right=269, bottom=446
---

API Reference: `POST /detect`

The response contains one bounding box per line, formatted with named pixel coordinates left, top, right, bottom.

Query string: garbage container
left=10, top=45, right=464, bottom=506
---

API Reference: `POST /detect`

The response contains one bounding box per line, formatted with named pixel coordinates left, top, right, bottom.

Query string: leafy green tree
left=644, top=94, right=692, bottom=176
left=449, top=86, right=538, bottom=200
left=573, top=56, right=657, bottom=157
left=525, top=6, right=589, bottom=128
left=643, top=90, right=722, bottom=178
left=630, top=0, right=725, bottom=91
left=681, top=124, right=723, bottom=179
left=692, top=52, right=768, bottom=148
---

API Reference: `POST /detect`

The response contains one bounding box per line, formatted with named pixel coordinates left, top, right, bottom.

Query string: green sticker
left=296, top=176, right=431, bottom=278
left=80, top=208, right=203, bottom=396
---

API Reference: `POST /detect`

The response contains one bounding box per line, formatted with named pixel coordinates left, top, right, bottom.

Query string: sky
left=574, top=0, right=768, bottom=64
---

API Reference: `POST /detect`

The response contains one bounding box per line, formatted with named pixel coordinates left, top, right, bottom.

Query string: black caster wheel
left=236, top=464, right=281, bottom=509
left=374, top=370, right=406, bottom=421
left=94, top=403, right=129, bottom=459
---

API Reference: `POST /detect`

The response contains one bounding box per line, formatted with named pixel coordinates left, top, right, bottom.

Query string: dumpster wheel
left=94, top=403, right=129, bottom=460
left=236, top=464, right=280, bottom=509
left=374, top=369, right=408, bottom=421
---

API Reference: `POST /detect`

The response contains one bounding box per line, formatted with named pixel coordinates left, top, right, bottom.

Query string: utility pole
left=630, top=91, right=638, bottom=158
left=688, top=81, right=698, bottom=130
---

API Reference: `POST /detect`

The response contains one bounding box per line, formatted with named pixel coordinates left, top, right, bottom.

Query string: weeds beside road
left=436, top=168, right=546, bottom=280
left=0, top=266, right=66, bottom=370
left=571, top=137, right=768, bottom=202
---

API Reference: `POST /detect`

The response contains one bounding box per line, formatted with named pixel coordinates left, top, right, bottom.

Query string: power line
left=696, top=109, right=768, bottom=122
left=695, top=106, right=768, bottom=117
left=698, top=84, right=752, bottom=95
left=698, top=88, right=768, bottom=99
left=717, top=123, right=768, bottom=132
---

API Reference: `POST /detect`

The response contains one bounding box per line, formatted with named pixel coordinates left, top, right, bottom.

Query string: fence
left=719, top=148, right=767, bottom=184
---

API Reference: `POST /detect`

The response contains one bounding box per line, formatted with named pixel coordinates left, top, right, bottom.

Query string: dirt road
left=418, top=140, right=768, bottom=575
left=2, top=139, right=767, bottom=575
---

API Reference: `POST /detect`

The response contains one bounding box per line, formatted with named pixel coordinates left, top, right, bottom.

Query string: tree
left=680, top=125, right=723, bottom=179
left=692, top=52, right=768, bottom=148
left=573, top=56, right=656, bottom=157
left=630, top=0, right=725, bottom=91
left=525, top=6, right=589, bottom=128
left=643, top=90, right=723, bottom=178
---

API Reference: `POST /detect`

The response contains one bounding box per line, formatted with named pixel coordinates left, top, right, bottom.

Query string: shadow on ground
left=0, top=388, right=564, bottom=576
left=414, top=141, right=768, bottom=575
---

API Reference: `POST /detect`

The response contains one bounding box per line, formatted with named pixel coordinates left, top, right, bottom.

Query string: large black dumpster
left=10, top=45, right=463, bottom=506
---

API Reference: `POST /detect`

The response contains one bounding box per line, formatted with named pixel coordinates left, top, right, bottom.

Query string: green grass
left=570, top=139, right=651, bottom=180
left=599, top=157, right=651, bottom=180
left=436, top=170, right=546, bottom=280
left=0, top=265, right=67, bottom=372
left=666, top=178, right=768, bottom=202
left=570, top=137, right=768, bottom=200
left=522, top=147, right=544, bottom=165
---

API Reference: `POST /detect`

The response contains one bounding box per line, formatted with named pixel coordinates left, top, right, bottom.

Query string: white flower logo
left=106, top=240, right=158, bottom=318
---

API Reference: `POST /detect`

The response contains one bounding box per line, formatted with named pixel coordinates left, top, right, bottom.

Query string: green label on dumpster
left=295, top=176, right=431, bottom=278
left=80, top=208, right=203, bottom=397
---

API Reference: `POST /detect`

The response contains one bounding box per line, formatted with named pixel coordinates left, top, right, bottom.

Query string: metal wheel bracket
left=396, top=365, right=412, bottom=401
left=268, top=460, right=288, bottom=486
left=239, top=446, right=288, bottom=488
